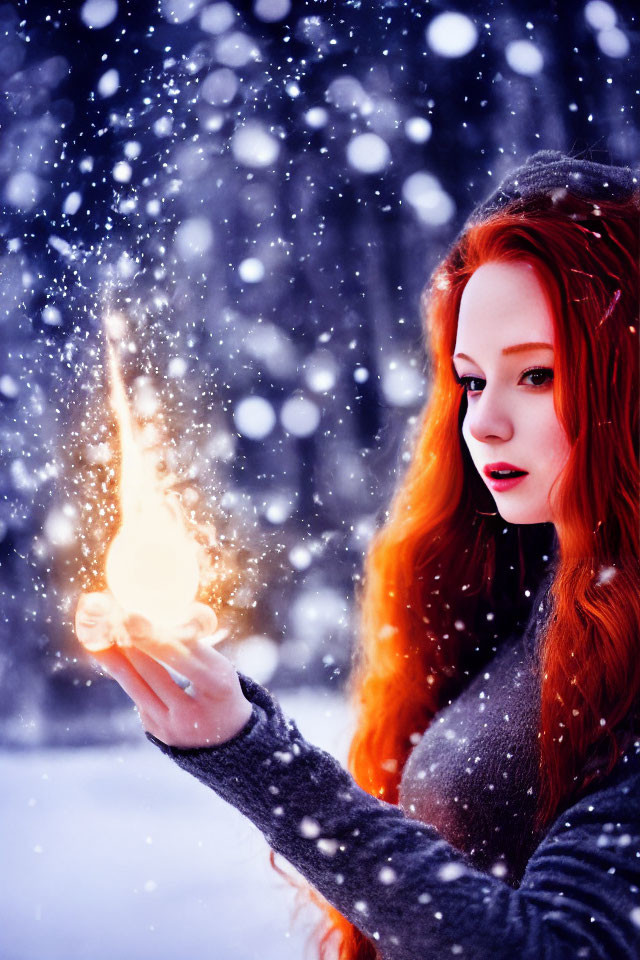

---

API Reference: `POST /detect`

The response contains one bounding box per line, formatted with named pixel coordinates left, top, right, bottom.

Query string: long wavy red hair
left=270, top=189, right=640, bottom=960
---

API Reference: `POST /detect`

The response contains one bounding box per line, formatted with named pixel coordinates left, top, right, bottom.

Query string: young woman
left=76, top=150, right=640, bottom=959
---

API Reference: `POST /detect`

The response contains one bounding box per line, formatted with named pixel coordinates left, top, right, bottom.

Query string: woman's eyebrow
left=453, top=341, right=553, bottom=362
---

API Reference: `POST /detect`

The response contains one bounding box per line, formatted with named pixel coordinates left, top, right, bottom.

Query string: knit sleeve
left=145, top=672, right=640, bottom=960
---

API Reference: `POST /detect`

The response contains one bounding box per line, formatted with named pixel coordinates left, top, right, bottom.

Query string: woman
left=76, top=150, right=640, bottom=959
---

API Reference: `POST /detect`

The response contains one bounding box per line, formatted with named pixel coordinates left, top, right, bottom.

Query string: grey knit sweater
left=147, top=571, right=640, bottom=959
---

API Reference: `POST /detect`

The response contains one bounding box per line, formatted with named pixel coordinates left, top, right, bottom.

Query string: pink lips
left=483, top=461, right=529, bottom=492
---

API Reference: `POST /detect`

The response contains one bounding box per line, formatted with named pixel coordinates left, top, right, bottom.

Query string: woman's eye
left=457, top=376, right=484, bottom=393
left=521, top=367, right=554, bottom=387
left=455, top=367, right=553, bottom=394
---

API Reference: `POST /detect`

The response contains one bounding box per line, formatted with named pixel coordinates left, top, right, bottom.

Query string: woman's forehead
left=455, top=261, right=556, bottom=354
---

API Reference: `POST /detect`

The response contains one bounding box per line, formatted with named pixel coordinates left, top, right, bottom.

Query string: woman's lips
left=486, top=473, right=528, bottom=492
left=482, top=462, right=529, bottom=492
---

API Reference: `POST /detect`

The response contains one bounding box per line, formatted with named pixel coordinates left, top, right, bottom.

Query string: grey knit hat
left=467, top=149, right=638, bottom=226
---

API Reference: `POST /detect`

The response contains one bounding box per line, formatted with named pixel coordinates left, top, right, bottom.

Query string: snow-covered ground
left=0, top=687, right=354, bottom=960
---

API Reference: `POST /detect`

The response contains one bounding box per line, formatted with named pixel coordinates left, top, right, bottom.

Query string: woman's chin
left=492, top=503, right=552, bottom=525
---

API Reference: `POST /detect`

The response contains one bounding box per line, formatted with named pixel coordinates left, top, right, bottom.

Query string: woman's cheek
left=461, top=416, right=473, bottom=456
left=541, top=403, right=572, bottom=474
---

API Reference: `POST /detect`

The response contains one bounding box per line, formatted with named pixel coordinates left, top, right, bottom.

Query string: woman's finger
left=91, top=646, right=169, bottom=716
left=123, top=620, right=215, bottom=692
left=75, top=591, right=121, bottom=652
left=124, top=646, right=194, bottom=708
left=176, top=602, right=218, bottom=643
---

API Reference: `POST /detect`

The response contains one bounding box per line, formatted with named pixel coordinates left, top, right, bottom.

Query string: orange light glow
left=104, top=340, right=200, bottom=626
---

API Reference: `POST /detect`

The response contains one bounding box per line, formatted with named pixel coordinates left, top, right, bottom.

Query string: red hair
left=271, top=191, right=640, bottom=960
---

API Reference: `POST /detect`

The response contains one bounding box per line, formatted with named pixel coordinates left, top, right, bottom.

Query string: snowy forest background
left=0, top=1, right=637, bottom=956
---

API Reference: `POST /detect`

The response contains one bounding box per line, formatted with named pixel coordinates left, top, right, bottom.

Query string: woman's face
left=452, top=260, right=571, bottom=526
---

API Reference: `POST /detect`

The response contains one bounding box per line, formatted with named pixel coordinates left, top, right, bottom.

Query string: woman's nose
left=466, top=389, right=514, bottom=443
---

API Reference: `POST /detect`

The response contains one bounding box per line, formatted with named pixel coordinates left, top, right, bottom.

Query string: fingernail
left=82, top=595, right=110, bottom=617
left=207, top=628, right=229, bottom=647
left=177, top=622, right=197, bottom=640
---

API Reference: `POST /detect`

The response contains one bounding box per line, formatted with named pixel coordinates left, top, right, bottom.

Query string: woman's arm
left=76, top=594, right=640, bottom=959
left=149, top=671, right=640, bottom=960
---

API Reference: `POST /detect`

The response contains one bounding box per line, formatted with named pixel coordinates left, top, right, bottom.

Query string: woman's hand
left=75, top=592, right=253, bottom=749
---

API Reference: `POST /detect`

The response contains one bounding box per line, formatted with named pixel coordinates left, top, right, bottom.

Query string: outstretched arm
left=76, top=593, right=640, bottom=960
left=148, top=670, right=640, bottom=960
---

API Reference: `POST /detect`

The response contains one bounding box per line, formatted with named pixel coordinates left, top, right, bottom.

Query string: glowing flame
left=104, top=340, right=200, bottom=626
